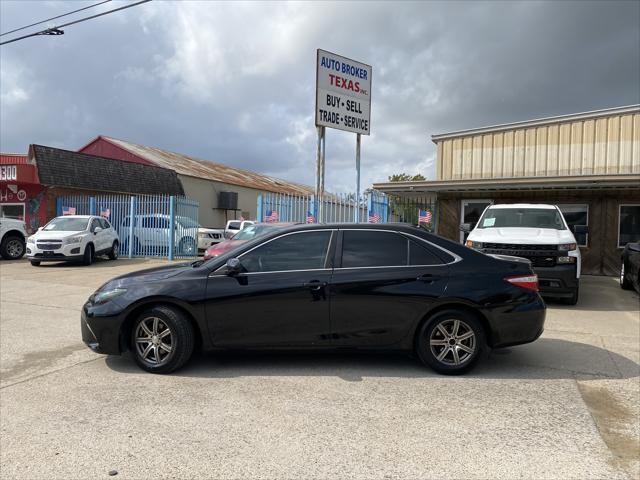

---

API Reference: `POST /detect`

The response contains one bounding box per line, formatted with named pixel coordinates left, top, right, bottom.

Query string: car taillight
left=504, top=274, right=539, bottom=292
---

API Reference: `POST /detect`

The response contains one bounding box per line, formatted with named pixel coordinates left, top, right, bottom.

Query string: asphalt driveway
left=0, top=258, right=638, bottom=479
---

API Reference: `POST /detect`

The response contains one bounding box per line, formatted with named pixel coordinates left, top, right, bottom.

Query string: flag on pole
left=100, top=208, right=110, bottom=219
left=418, top=209, right=433, bottom=225
left=62, top=206, right=76, bottom=216
left=368, top=211, right=381, bottom=223
left=265, top=210, right=279, bottom=222
left=240, top=215, right=245, bottom=221
left=306, top=211, right=315, bottom=224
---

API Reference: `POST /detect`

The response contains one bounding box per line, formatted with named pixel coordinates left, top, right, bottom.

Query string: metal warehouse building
left=374, top=105, right=640, bottom=276
left=79, top=136, right=314, bottom=228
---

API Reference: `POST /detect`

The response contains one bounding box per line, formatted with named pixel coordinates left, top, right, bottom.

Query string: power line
left=0, top=0, right=151, bottom=46
left=1, top=0, right=112, bottom=37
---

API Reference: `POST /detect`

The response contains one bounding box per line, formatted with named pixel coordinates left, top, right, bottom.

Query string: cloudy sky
left=1, top=0, right=639, bottom=192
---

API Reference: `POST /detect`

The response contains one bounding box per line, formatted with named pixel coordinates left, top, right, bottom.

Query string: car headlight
left=559, top=243, right=577, bottom=251
left=65, top=236, right=84, bottom=244
left=92, top=288, right=127, bottom=305
left=27, top=236, right=35, bottom=244
left=465, top=240, right=482, bottom=249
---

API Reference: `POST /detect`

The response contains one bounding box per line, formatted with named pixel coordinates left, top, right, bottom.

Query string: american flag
left=240, top=215, right=245, bottom=221
left=62, top=206, right=76, bottom=216
left=265, top=210, right=279, bottom=222
left=306, top=211, right=315, bottom=224
left=368, top=211, right=381, bottom=223
left=418, top=209, right=433, bottom=225
left=100, top=208, right=110, bottom=219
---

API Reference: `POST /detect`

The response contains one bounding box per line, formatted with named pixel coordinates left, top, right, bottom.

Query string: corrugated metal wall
left=437, top=112, right=640, bottom=180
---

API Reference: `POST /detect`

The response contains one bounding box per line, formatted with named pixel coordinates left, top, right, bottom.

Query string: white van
left=462, top=204, right=586, bottom=305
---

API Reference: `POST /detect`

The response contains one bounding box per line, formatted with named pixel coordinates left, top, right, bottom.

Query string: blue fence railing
left=56, top=194, right=199, bottom=260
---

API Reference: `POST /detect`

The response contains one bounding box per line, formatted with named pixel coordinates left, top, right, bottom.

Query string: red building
left=0, top=153, right=48, bottom=232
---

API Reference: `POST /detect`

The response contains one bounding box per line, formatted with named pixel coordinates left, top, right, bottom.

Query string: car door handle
left=417, top=274, right=442, bottom=283
left=303, top=281, right=328, bottom=290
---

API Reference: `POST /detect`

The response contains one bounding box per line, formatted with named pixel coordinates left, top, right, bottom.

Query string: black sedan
left=82, top=223, right=546, bottom=375
left=620, top=241, right=640, bottom=293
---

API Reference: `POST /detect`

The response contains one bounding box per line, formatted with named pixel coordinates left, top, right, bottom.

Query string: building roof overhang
left=373, top=174, right=640, bottom=194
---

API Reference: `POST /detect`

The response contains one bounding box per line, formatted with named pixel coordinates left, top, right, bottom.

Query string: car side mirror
left=225, top=258, right=242, bottom=276
left=573, top=225, right=588, bottom=235
left=459, top=223, right=471, bottom=233
left=93, top=226, right=103, bottom=234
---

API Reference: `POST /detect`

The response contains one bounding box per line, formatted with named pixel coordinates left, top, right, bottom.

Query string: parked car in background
left=224, top=219, right=254, bottom=239
left=462, top=204, right=585, bottom=305
left=0, top=217, right=27, bottom=260
left=620, top=241, right=640, bottom=293
left=203, top=222, right=295, bottom=260
left=82, top=223, right=545, bottom=375
left=121, top=214, right=198, bottom=256
left=27, top=215, right=119, bottom=266
left=198, top=226, right=224, bottom=253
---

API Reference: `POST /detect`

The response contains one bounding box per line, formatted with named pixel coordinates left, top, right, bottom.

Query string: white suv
left=121, top=214, right=198, bottom=256
left=27, top=215, right=120, bottom=266
left=0, top=217, right=27, bottom=260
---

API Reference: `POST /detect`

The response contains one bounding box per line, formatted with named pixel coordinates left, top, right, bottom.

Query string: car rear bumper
left=485, top=293, right=546, bottom=349
left=535, top=264, right=579, bottom=297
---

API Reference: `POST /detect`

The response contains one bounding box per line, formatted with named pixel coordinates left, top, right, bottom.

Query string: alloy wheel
left=135, top=317, right=173, bottom=366
left=6, top=239, right=24, bottom=258
left=429, top=319, right=476, bottom=366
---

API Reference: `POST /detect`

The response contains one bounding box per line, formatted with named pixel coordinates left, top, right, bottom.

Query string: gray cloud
left=1, top=0, right=638, bottom=193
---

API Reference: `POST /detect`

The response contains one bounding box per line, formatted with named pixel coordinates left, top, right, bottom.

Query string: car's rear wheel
left=416, top=309, right=486, bottom=375
left=83, top=244, right=94, bottom=266
left=0, top=235, right=25, bottom=260
left=620, top=262, right=632, bottom=290
left=108, top=241, right=119, bottom=260
left=131, top=305, right=194, bottom=374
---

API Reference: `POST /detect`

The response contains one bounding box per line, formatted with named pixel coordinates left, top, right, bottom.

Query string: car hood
left=105, top=262, right=193, bottom=288
left=469, top=227, right=576, bottom=245
left=34, top=230, right=84, bottom=240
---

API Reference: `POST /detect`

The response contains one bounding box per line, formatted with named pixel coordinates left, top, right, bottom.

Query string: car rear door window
left=240, top=231, right=332, bottom=273
left=341, top=231, right=408, bottom=268
left=99, top=218, right=110, bottom=229
left=408, top=240, right=446, bottom=265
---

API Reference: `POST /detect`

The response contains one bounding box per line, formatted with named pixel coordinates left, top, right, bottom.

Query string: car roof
left=55, top=215, right=92, bottom=219
left=488, top=204, right=557, bottom=210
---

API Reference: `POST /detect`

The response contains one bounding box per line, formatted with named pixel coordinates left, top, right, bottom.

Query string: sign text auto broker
left=315, top=49, right=372, bottom=135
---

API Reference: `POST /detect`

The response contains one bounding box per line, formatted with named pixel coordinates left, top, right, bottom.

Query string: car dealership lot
left=0, top=259, right=638, bottom=479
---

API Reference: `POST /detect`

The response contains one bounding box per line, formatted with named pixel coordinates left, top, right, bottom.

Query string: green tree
left=388, top=173, right=426, bottom=182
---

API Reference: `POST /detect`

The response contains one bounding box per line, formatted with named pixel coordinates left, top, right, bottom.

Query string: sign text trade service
left=315, top=49, right=372, bottom=135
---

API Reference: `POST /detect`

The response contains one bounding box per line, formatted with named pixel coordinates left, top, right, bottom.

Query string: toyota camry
left=82, top=223, right=546, bottom=375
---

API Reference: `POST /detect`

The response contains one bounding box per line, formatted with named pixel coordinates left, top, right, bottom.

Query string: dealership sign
left=315, top=49, right=372, bottom=135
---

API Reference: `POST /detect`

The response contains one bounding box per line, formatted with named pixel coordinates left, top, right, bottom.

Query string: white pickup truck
left=462, top=204, right=586, bottom=305
left=0, top=217, right=27, bottom=260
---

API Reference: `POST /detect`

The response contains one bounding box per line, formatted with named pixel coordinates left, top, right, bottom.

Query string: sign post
left=315, top=49, right=372, bottom=223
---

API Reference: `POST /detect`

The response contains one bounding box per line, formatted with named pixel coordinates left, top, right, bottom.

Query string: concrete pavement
left=0, top=258, right=638, bottom=479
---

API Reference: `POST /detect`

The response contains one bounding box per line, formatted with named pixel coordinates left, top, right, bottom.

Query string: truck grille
left=482, top=243, right=558, bottom=267
left=37, top=240, right=62, bottom=250
left=482, top=243, right=558, bottom=251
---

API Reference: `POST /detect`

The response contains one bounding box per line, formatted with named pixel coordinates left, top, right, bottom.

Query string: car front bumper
left=27, top=242, right=84, bottom=262
left=534, top=264, right=579, bottom=298
left=81, top=302, right=126, bottom=355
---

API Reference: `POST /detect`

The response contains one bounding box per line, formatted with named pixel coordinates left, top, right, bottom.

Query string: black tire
left=0, top=235, right=25, bottom=260
left=620, top=261, right=633, bottom=290
left=83, top=244, right=94, bottom=266
left=179, top=237, right=197, bottom=256
left=108, top=241, right=119, bottom=260
left=561, top=286, right=580, bottom=305
left=130, top=305, right=194, bottom=374
left=415, top=309, right=486, bottom=375
left=30, top=260, right=41, bottom=266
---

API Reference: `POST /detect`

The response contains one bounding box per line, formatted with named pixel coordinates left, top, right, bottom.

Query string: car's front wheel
left=82, top=244, right=94, bottom=266
left=620, top=262, right=633, bottom=290
left=416, top=309, right=486, bottom=375
left=0, top=235, right=25, bottom=260
left=131, top=305, right=194, bottom=374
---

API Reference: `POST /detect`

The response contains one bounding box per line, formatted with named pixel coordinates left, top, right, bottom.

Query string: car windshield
left=478, top=208, right=566, bottom=230
left=43, top=217, right=89, bottom=232
left=232, top=224, right=273, bottom=240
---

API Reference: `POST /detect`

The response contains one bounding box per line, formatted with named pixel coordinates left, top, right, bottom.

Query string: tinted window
left=157, top=218, right=169, bottom=229
left=409, top=240, right=445, bottom=265
left=142, top=217, right=154, bottom=228
left=99, top=218, right=110, bottom=229
left=341, top=231, right=407, bottom=268
left=619, top=205, right=640, bottom=247
left=240, top=231, right=332, bottom=273
left=90, top=219, right=101, bottom=231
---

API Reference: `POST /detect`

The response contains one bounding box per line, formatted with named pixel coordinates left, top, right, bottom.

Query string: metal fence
left=56, top=194, right=199, bottom=260
left=257, top=190, right=437, bottom=231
